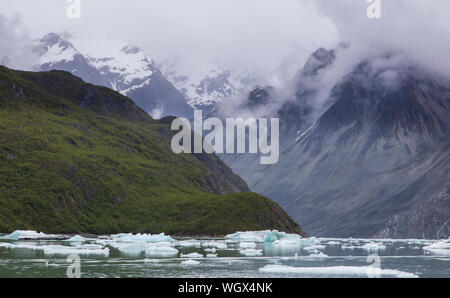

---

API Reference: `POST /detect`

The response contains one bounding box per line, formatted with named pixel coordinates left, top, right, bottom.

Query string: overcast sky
left=1, top=0, right=450, bottom=78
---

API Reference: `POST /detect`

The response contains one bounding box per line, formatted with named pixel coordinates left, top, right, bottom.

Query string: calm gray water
left=0, top=235, right=449, bottom=278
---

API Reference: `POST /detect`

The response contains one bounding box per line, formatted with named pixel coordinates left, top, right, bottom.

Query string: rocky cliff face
left=222, top=50, right=450, bottom=239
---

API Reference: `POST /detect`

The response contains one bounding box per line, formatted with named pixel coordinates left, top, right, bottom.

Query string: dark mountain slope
left=0, top=66, right=304, bottom=236
left=221, top=51, right=450, bottom=239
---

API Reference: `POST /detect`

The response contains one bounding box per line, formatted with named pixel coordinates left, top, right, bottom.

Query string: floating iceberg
left=175, top=241, right=201, bottom=248
left=423, top=240, right=450, bottom=256
left=204, top=248, right=217, bottom=253
left=65, top=235, right=87, bottom=243
left=145, top=246, right=179, bottom=258
left=225, top=230, right=309, bottom=247
left=181, top=260, right=200, bottom=265
left=361, top=243, right=387, bottom=252
left=0, top=242, right=107, bottom=256
left=42, top=245, right=109, bottom=257
left=201, top=242, right=227, bottom=250
left=308, top=252, right=329, bottom=258
left=239, top=242, right=256, bottom=249
left=111, top=233, right=173, bottom=243
left=0, top=230, right=59, bottom=240
left=109, top=242, right=149, bottom=256
left=239, top=249, right=263, bottom=257
left=0, top=243, right=39, bottom=250
left=225, top=231, right=269, bottom=242
left=259, top=265, right=418, bottom=278
left=181, top=252, right=204, bottom=258
left=326, top=241, right=340, bottom=245
left=206, top=254, right=218, bottom=258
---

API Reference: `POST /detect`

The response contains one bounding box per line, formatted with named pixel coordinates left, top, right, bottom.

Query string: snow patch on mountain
left=69, top=36, right=156, bottom=95
left=161, top=60, right=256, bottom=108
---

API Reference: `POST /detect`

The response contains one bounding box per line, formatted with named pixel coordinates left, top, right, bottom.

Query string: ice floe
left=111, top=233, right=173, bottom=243
left=0, top=242, right=109, bottom=256
left=361, top=243, right=387, bottom=252
left=42, top=245, right=110, bottom=257
left=65, top=235, right=87, bottom=243
left=259, top=265, right=418, bottom=278
left=145, top=246, right=179, bottom=258
left=201, top=242, right=227, bottom=250
left=239, top=242, right=256, bottom=249
left=307, top=252, right=329, bottom=258
left=423, top=240, right=450, bottom=256
left=0, top=230, right=60, bottom=240
left=239, top=249, right=263, bottom=257
left=181, top=260, right=200, bottom=266
left=181, top=252, right=204, bottom=258
left=175, top=240, right=201, bottom=248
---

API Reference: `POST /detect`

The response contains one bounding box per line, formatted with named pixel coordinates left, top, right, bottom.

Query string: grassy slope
left=0, top=66, right=304, bottom=236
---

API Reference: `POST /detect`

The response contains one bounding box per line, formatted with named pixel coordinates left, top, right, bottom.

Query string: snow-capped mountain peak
left=161, top=60, right=257, bottom=109
left=36, top=32, right=192, bottom=118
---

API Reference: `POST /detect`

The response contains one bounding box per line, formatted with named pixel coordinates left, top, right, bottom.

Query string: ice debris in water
left=175, top=241, right=201, bottom=248
left=423, top=239, right=450, bottom=256
left=0, top=242, right=109, bottom=257
left=259, top=265, right=418, bottom=278
left=0, top=230, right=58, bottom=240
left=202, top=242, right=227, bottom=250
left=225, top=230, right=315, bottom=247
left=308, top=252, right=329, bottom=258
left=65, top=235, right=87, bottom=243
left=239, top=249, right=263, bottom=257
left=204, top=248, right=216, bottom=253
left=181, top=260, right=200, bottom=265
left=361, top=243, right=386, bottom=252
left=206, top=254, right=218, bottom=258
left=111, top=233, right=173, bottom=243
left=145, top=246, right=179, bottom=258
left=239, top=242, right=256, bottom=249
left=42, top=245, right=109, bottom=257
left=181, top=252, right=204, bottom=258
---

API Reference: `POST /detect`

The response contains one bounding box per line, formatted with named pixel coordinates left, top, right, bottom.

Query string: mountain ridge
left=221, top=50, right=450, bottom=239
left=0, top=65, right=304, bottom=236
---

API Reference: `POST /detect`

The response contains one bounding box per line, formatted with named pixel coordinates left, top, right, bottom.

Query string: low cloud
left=0, top=13, right=38, bottom=70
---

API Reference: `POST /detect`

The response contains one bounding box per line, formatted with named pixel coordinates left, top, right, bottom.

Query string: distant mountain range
left=34, top=32, right=257, bottom=116
left=222, top=48, right=450, bottom=239
left=29, top=31, right=450, bottom=239
left=35, top=32, right=193, bottom=118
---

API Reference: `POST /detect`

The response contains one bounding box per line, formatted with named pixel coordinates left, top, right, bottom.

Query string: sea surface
left=0, top=232, right=449, bottom=278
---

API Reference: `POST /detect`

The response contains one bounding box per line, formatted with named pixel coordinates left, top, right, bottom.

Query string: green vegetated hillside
left=0, top=66, right=304, bottom=236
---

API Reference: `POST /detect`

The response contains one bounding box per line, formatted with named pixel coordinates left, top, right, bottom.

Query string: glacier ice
left=259, top=265, right=418, bottom=278
left=181, top=260, right=200, bottom=266
left=239, top=242, right=257, bottom=249
left=361, top=243, right=387, bottom=252
left=145, top=246, right=179, bottom=258
left=225, top=230, right=311, bottom=245
left=239, top=249, right=263, bottom=257
left=0, top=230, right=58, bottom=240
left=181, top=252, right=204, bottom=258
left=423, top=240, right=450, bottom=256
left=175, top=241, right=201, bottom=248
left=42, top=245, right=110, bottom=257
left=201, top=242, right=227, bottom=250
left=111, top=233, right=173, bottom=243
left=65, top=235, right=87, bottom=243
